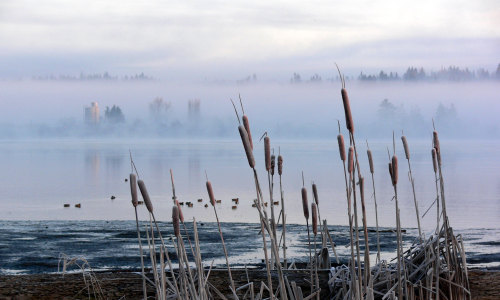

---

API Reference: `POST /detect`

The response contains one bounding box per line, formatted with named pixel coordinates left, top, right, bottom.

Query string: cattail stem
left=369, top=172, right=381, bottom=264
left=213, top=205, right=236, bottom=294
left=134, top=207, right=147, bottom=300
left=306, top=219, right=313, bottom=296
left=403, top=138, right=423, bottom=241
left=279, top=169, right=287, bottom=269
left=341, top=152, right=358, bottom=299
left=359, top=176, right=371, bottom=287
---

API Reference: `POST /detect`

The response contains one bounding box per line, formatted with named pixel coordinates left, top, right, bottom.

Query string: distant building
left=84, top=102, right=100, bottom=124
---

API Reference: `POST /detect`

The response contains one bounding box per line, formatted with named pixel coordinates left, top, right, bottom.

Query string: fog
left=0, top=80, right=498, bottom=140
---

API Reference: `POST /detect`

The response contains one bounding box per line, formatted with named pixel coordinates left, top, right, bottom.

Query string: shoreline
left=0, top=268, right=498, bottom=299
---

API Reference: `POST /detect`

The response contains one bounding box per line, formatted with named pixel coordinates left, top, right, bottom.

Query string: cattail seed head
left=348, top=146, right=354, bottom=174
left=130, top=173, right=138, bottom=207
left=264, top=136, right=271, bottom=171
left=359, top=176, right=365, bottom=203
left=392, top=155, right=398, bottom=185
left=431, top=148, right=438, bottom=173
left=341, top=89, right=354, bottom=133
left=270, top=155, right=275, bottom=176
left=367, top=150, right=374, bottom=174
left=137, top=180, right=153, bottom=213
left=278, top=155, right=283, bottom=175
left=238, top=125, right=255, bottom=168
left=175, top=199, right=184, bottom=223
left=242, top=115, right=253, bottom=150
left=433, top=131, right=440, bottom=154
left=206, top=181, right=216, bottom=206
left=402, top=136, right=410, bottom=160
left=337, top=134, right=346, bottom=161
left=311, top=202, right=318, bottom=236
left=172, top=206, right=180, bottom=237
left=301, top=187, right=309, bottom=220
left=312, top=183, right=319, bottom=205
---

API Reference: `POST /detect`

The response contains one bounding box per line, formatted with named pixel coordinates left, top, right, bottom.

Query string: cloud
left=0, top=0, right=498, bottom=79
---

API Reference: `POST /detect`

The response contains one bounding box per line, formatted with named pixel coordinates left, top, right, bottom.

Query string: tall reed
left=366, top=144, right=381, bottom=264
left=401, top=135, right=422, bottom=240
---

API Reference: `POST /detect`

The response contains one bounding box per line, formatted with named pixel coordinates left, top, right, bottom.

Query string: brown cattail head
left=348, top=146, right=354, bottom=174
left=242, top=115, right=253, bottom=150
left=172, top=206, right=180, bottom=237
left=311, top=202, right=318, bottom=236
left=402, top=136, right=410, bottom=160
left=301, top=187, right=309, bottom=220
left=130, top=173, right=138, bottom=207
left=175, top=199, right=184, bottom=223
left=431, top=148, right=438, bottom=173
left=137, top=179, right=153, bottom=213
left=359, top=176, right=365, bottom=203
left=367, top=150, right=374, bottom=174
left=264, top=136, right=271, bottom=171
left=238, top=125, right=255, bottom=168
left=270, top=155, right=276, bottom=176
left=206, top=181, right=216, bottom=206
left=433, top=131, right=440, bottom=154
left=312, top=183, right=319, bottom=205
left=391, top=155, right=398, bottom=185
left=337, top=134, right=346, bottom=161
left=388, top=162, right=393, bottom=182
left=278, top=155, right=283, bottom=175
left=341, top=89, right=354, bottom=133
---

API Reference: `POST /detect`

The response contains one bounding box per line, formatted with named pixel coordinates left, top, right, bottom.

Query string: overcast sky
left=0, top=0, right=498, bottom=80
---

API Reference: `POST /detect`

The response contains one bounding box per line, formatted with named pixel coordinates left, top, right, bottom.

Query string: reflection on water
left=0, top=138, right=498, bottom=231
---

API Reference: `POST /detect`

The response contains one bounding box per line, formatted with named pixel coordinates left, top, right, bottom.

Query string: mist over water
left=0, top=80, right=498, bottom=139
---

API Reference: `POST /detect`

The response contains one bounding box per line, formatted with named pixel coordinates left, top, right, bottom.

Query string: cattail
left=270, top=155, right=275, bottom=176
left=402, top=136, right=410, bottom=160
left=242, top=115, right=253, bottom=150
left=312, top=183, right=319, bottom=205
left=392, top=155, right=398, bottom=185
left=367, top=149, right=374, bottom=174
left=388, top=162, right=393, bottom=181
left=359, top=176, right=365, bottom=202
left=206, top=181, right=216, bottom=206
left=278, top=155, right=283, bottom=175
left=432, top=148, right=438, bottom=173
left=137, top=180, right=153, bottom=213
left=301, top=187, right=309, bottom=220
left=130, top=173, right=138, bottom=207
left=238, top=125, right=255, bottom=168
left=175, top=199, right=184, bottom=223
left=172, top=206, right=180, bottom=237
left=341, top=89, right=354, bottom=133
left=433, top=131, right=440, bottom=154
left=348, top=146, right=354, bottom=174
left=337, top=134, right=346, bottom=161
left=264, top=136, right=271, bottom=171
left=311, top=203, right=318, bottom=236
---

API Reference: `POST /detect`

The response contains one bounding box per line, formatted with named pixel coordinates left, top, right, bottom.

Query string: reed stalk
left=337, top=127, right=358, bottom=300
left=206, top=179, right=236, bottom=294
left=129, top=172, right=147, bottom=300
left=302, top=184, right=314, bottom=296
left=366, top=143, right=381, bottom=264
left=278, top=152, right=287, bottom=269
left=402, top=135, right=423, bottom=241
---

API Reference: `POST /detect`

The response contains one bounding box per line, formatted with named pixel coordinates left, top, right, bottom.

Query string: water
left=1, top=220, right=498, bottom=275
left=0, top=138, right=499, bottom=274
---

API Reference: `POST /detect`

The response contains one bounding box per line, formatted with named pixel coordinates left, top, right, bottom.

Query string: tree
left=104, top=105, right=125, bottom=123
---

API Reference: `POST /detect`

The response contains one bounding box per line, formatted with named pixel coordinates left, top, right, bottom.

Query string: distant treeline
left=358, top=64, right=500, bottom=82
left=32, top=72, right=154, bottom=81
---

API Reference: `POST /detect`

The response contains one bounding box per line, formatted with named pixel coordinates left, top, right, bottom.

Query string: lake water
left=0, top=138, right=498, bottom=229
left=0, top=137, right=499, bottom=274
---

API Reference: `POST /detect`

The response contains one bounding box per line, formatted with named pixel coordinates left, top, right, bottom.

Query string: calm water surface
left=0, top=138, right=498, bottom=229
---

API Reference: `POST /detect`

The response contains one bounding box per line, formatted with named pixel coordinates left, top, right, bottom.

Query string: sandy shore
left=0, top=268, right=498, bottom=299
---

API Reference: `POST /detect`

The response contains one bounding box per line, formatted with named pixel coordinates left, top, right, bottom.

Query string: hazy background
left=0, top=0, right=499, bottom=227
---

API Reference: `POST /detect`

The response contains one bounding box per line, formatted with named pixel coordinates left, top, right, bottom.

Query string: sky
left=0, top=0, right=499, bottom=81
